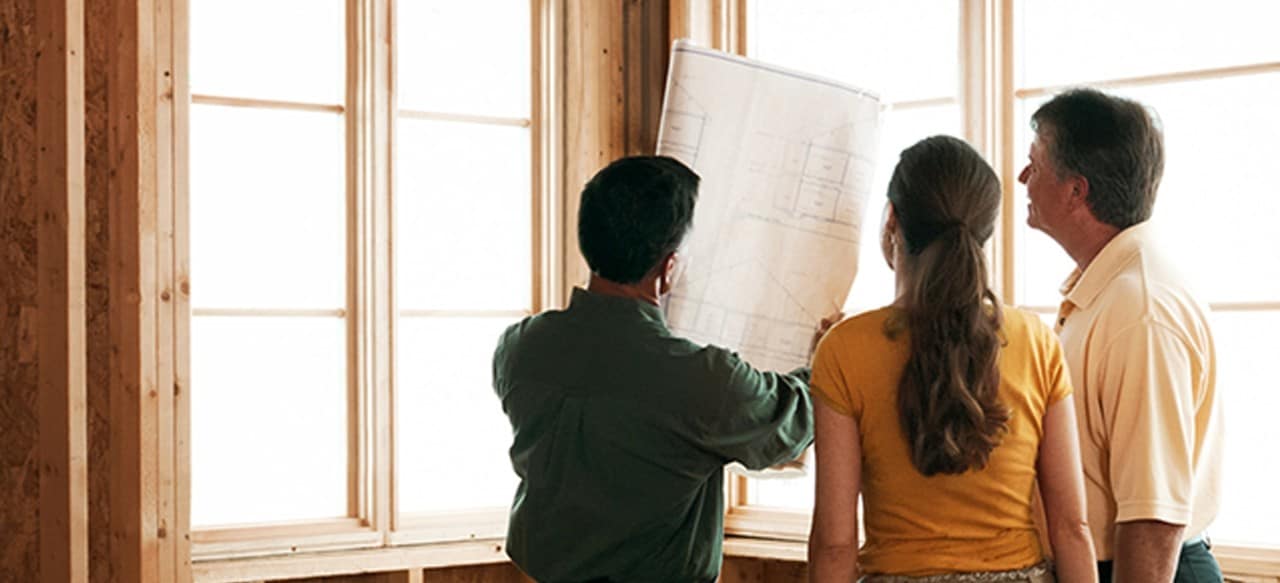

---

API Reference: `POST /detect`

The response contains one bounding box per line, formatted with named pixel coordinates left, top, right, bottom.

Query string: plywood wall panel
left=0, top=0, right=43, bottom=580
left=84, top=0, right=114, bottom=579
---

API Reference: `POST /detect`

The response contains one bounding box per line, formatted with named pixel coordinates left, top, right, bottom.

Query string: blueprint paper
left=658, top=40, right=881, bottom=374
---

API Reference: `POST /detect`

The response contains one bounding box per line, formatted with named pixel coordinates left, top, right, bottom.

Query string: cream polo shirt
left=1054, top=221, right=1223, bottom=560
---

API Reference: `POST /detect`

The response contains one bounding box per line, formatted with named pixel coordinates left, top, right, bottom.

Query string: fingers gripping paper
left=657, top=42, right=881, bottom=479
left=658, top=41, right=881, bottom=374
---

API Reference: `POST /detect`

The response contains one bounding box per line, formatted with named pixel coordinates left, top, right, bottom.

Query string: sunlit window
left=189, top=0, right=348, bottom=527
left=189, top=0, right=540, bottom=536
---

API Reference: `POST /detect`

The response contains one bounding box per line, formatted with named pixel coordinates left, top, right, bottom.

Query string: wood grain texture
left=104, top=0, right=173, bottom=580
left=1, top=0, right=42, bottom=580
left=270, top=563, right=530, bottom=583
left=83, top=0, right=114, bottom=580
left=35, top=0, right=89, bottom=581
left=720, top=557, right=807, bottom=583
left=560, top=0, right=670, bottom=302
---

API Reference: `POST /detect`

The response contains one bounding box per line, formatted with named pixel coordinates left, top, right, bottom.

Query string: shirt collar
left=569, top=287, right=668, bottom=326
left=1060, top=221, right=1151, bottom=310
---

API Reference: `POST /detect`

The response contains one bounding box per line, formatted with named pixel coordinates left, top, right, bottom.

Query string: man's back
left=493, top=288, right=812, bottom=583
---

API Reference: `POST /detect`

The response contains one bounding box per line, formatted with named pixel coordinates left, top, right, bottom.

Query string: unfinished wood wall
left=84, top=0, right=113, bottom=578
left=1, top=0, right=42, bottom=578
left=2, top=0, right=91, bottom=579
left=0, top=0, right=185, bottom=580
left=560, top=0, right=670, bottom=298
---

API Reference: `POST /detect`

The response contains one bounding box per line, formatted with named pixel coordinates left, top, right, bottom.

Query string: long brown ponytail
left=887, top=135, right=1008, bottom=476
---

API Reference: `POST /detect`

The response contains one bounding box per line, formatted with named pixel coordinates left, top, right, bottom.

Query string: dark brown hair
left=887, top=135, right=1008, bottom=476
left=578, top=156, right=700, bottom=283
left=1031, top=88, right=1165, bottom=229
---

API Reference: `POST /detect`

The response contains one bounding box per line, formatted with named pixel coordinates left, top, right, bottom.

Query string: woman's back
left=811, top=305, right=1072, bottom=576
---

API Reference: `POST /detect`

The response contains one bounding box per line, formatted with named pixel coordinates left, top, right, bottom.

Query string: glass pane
left=397, top=316, right=521, bottom=514
left=845, top=104, right=962, bottom=314
left=396, top=119, right=532, bottom=311
left=750, top=465, right=815, bottom=510
left=747, top=0, right=959, bottom=103
left=191, top=316, right=348, bottom=527
left=1014, top=74, right=1280, bottom=307
left=1016, top=0, right=1280, bottom=89
left=190, top=104, right=346, bottom=310
left=397, top=1, right=531, bottom=118
left=1206, top=310, right=1280, bottom=547
left=190, top=0, right=344, bottom=104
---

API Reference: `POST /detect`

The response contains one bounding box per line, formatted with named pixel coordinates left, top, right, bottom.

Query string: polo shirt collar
left=1060, top=221, right=1152, bottom=310
left=569, top=287, right=668, bottom=326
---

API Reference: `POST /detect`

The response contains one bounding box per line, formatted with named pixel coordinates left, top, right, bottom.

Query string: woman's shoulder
left=998, top=305, right=1054, bottom=340
left=827, top=305, right=899, bottom=343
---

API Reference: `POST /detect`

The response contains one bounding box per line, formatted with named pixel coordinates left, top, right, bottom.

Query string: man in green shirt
left=493, top=156, right=818, bottom=583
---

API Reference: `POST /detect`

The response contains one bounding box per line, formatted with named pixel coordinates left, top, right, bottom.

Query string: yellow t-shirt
left=811, top=305, right=1072, bottom=576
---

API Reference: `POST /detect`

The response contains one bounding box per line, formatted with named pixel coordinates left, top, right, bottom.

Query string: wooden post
left=561, top=0, right=670, bottom=301
left=104, top=0, right=182, bottom=579
left=36, top=0, right=89, bottom=581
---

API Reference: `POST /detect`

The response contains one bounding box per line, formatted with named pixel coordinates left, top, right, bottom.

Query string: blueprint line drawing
left=658, top=41, right=882, bottom=373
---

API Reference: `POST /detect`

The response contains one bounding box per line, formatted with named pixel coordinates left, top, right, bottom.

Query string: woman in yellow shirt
left=807, top=136, right=1096, bottom=582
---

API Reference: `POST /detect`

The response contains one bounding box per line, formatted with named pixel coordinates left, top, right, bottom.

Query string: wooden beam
left=104, top=0, right=182, bottom=579
left=36, top=0, right=89, bottom=581
left=172, top=0, right=192, bottom=576
left=561, top=0, right=671, bottom=303
left=192, top=540, right=514, bottom=583
left=107, top=0, right=159, bottom=578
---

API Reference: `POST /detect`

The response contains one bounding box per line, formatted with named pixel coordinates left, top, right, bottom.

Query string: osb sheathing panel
left=0, top=0, right=40, bottom=580
left=84, top=0, right=112, bottom=580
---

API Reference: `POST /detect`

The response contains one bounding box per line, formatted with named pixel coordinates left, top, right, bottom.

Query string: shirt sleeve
left=809, top=331, right=859, bottom=418
left=1098, top=321, right=1198, bottom=526
left=1037, top=316, right=1073, bottom=406
left=697, top=348, right=814, bottom=471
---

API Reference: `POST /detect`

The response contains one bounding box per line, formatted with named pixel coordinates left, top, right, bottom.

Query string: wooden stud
left=155, top=0, right=181, bottom=577
left=36, top=0, right=89, bottom=581
left=172, top=0, right=192, bottom=577
left=996, top=0, right=1016, bottom=305
left=106, top=0, right=161, bottom=579
left=103, top=0, right=185, bottom=579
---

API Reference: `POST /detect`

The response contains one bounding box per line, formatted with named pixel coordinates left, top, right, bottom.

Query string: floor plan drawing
left=658, top=41, right=881, bottom=373
left=658, top=81, right=709, bottom=164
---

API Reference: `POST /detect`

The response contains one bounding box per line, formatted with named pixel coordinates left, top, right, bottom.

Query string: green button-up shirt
left=492, top=288, right=813, bottom=583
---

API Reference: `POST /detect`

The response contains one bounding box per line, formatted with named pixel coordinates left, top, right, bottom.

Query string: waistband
left=860, top=561, right=1054, bottom=583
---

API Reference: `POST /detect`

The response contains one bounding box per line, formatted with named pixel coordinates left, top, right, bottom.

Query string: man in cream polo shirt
left=1018, top=88, right=1224, bottom=582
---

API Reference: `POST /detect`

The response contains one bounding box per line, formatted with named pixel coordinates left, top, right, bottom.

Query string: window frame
left=729, top=0, right=1280, bottom=572
left=185, top=0, right=560, bottom=563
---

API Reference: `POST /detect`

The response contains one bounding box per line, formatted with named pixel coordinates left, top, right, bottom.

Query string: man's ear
left=658, top=252, right=679, bottom=295
left=1067, top=174, right=1091, bottom=210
